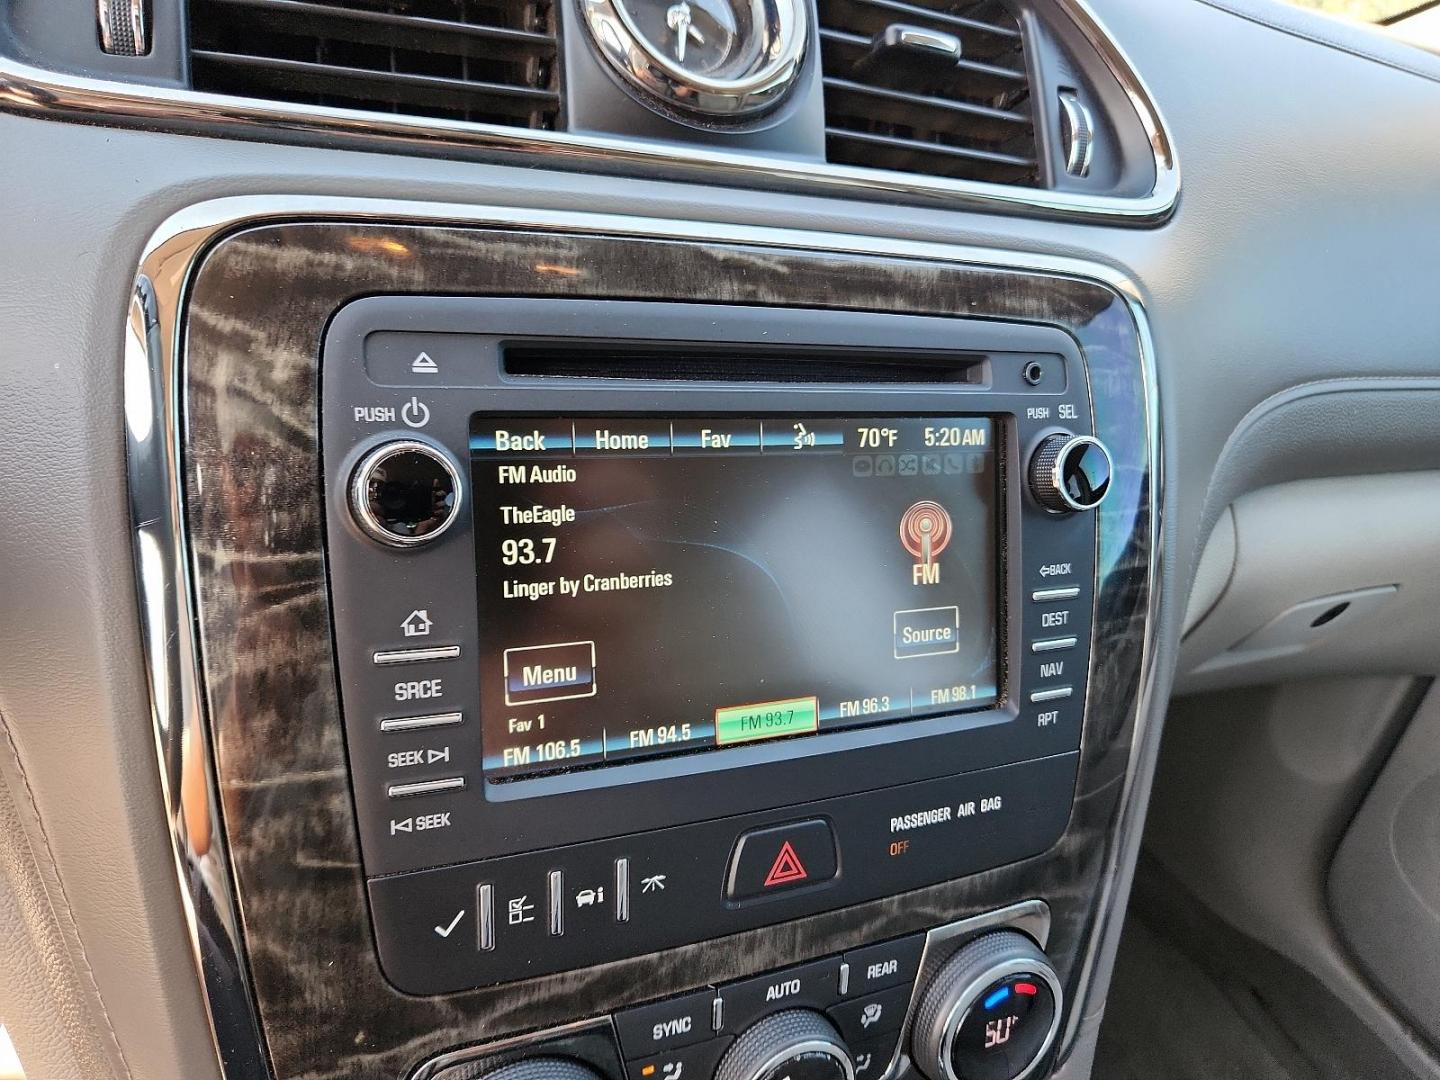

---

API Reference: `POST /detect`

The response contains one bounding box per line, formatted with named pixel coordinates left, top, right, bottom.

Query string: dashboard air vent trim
left=0, top=0, right=1176, bottom=223
left=817, top=0, right=1040, bottom=185
left=188, top=0, right=561, bottom=130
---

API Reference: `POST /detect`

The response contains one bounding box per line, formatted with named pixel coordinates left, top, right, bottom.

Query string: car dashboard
left=2, top=3, right=1440, bottom=1080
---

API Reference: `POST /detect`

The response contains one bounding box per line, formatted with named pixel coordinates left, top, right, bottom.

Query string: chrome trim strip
left=1031, top=586, right=1080, bottom=603
left=1030, top=636, right=1078, bottom=653
left=616, top=857, right=631, bottom=924
left=380, top=711, right=466, bottom=733
left=1027, top=686, right=1074, bottom=703
left=127, top=281, right=272, bottom=1074
left=127, top=194, right=1161, bottom=1079
left=4, top=0, right=1176, bottom=224
left=479, top=883, right=497, bottom=952
left=373, top=644, right=463, bottom=665
left=549, top=869, right=566, bottom=937
left=387, top=777, right=468, bottom=798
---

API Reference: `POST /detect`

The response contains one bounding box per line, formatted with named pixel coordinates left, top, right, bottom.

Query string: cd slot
left=502, top=345, right=991, bottom=387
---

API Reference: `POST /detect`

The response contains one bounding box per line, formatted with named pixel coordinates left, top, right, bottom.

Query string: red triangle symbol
left=763, top=841, right=809, bottom=887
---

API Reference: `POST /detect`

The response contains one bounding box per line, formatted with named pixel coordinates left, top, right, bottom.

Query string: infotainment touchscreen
left=470, top=416, right=1000, bottom=780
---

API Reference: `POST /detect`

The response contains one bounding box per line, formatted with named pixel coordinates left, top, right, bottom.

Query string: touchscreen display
left=471, top=416, right=1000, bottom=780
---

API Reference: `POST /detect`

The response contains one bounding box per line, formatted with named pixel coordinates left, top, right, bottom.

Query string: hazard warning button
left=726, top=819, right=838, bottom=902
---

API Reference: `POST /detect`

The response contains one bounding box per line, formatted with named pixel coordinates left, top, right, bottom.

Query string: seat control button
left=842, top=935, right=925, bottom=997
left=726, top=820, right=837, bottom=901
left=615, top=990, right=720, bottom=1058
left=625, top=1038, right=733, bottom=1080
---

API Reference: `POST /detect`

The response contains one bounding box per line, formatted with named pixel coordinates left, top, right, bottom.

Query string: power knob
left=911, top=931, right=1062, bottom=1080
left=1028, top=434, right=1112, bottom=514
left=714, top=1009, right=855, bottom=1080
left=349, top=439, right=463, bottom=547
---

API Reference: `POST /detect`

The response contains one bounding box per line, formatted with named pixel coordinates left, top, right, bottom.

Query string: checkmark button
left=433, top=909, right=465, bottom=938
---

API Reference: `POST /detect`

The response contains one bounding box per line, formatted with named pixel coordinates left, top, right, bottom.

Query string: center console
left=132, top=204, right=1156, bottom=1080
left=321, top=300, right=1106, bottom=996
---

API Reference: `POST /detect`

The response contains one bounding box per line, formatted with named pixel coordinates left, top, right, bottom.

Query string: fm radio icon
left=900, top=501, right=952, bottom=585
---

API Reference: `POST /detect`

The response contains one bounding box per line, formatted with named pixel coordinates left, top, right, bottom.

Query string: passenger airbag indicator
left=715, top=697, right=820, bottom=746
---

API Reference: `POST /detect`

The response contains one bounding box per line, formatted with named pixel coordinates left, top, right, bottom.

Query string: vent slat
left=818, top=29, right=1028, bottom=86
left=824, top=77, right=1030, bottom=142
left=199, top=0, right=555, bottom=59
left=818, top=0, right=1040, bottom=186
left=189, top=0, right=560, bottom=129
left=825, top=0, right=1021, bottom=49
left=826, top=128, right=1036, bottom=169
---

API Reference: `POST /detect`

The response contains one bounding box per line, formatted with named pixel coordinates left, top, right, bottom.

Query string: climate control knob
left=715, top=1009, right=855, bottom=1080
left=1028, top=434, right=1112, bottom=513
left=349, top=439, right=463, bottom=547
left=911, top=932, right=1062, bottom=1080
left=441, top=1058, right=602, bottom=1080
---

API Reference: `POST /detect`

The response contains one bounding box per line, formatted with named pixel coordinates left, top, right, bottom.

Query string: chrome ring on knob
left=912, top=932, right=1063, bottom=1080
left=349, top=439, right=464, bottom=548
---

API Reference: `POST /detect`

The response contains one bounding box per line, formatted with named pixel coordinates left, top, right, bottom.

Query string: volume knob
left=1029, top=434, right=1112, bottom=513
left=349, top=439, right=463, bottom=547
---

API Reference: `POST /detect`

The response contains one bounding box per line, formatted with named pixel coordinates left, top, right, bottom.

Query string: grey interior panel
left=1179, top=475, right=1440, bottom=693
left=1145, top=678, right=1436, bottom=1078
left=1332, top=683, right=1440, bottom=1050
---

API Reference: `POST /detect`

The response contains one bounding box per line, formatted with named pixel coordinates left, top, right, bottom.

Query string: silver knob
left=714, top=1009, right=855, bottom=1080
left=445, top=1058, right=602, bottom=1080
left=911, top=932, right=1062, bottom=1080
left=348, top=439, right=463, bottom=548
left=1029, top=434, right=1113, bottom=514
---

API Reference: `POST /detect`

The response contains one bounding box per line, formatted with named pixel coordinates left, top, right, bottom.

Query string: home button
left=726, top=820, right=837, bottom=902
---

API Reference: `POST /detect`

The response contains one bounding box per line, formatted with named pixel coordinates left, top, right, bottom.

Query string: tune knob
left=349, top=439, right=463, bottom=547
left=715, top=1009, right=855, bottom=1080
left=439, top=1058, right=602, bottom=1080
left=911, top=932, right=1062, bottom=1080
left=1028, top=434, right=1112, bottom=514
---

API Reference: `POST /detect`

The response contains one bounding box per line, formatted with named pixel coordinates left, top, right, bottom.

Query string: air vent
left=188, top=0, right=561, bottom=130
left=818, top=0, right=1039, bottom=185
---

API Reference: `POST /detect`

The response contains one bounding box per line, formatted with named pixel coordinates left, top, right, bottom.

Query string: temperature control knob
left=1029, top=434, right=1112, bottom=514
left=911, top=932, right=1062, bottom=1080
left=715, top=1009, right=855, bottom=1080
left=441, top=1058, right=602, bottom=1080
left=349, top=439, right=463, bottom=547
